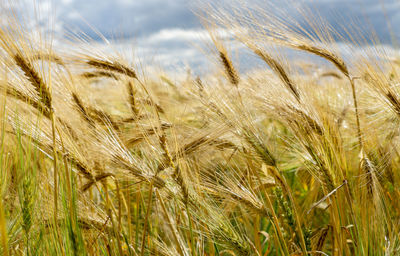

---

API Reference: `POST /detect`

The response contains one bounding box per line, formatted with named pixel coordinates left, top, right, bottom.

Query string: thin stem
left=140, top=182, right=154, bottom=256
left=50, top=111, right=58, bottom=226
left=186, top=202, right=195, bottom=256
left=114, top=179, right=124, bottom=256
left=349, top=77, right=363, bottom=151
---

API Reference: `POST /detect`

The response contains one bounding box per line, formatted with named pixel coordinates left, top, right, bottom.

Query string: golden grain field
left=0, top=2, right=399, bottom=256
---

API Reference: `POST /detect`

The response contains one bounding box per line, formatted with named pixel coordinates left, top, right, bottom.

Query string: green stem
left=140, top=182, right=154, bottom=256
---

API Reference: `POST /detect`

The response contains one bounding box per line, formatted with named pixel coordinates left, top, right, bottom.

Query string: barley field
left=0, top=1, right=399, bottom=256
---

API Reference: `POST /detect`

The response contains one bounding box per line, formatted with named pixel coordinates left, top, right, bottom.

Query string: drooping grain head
left=13, top=53, right=52, bottom=110
left=219, top=50, right=240, bottom=86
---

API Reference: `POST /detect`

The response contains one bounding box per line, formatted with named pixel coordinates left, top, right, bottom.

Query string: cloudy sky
left=11, top=0, right=400, bottom=72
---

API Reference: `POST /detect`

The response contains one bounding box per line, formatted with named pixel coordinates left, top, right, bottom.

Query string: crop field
left=0, top=2, right=399, bottom=255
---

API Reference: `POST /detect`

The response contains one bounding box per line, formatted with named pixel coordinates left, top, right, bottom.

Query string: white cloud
left=146, top=28, right=205, bottom=42
left=60, top=0, right=74, bottom=4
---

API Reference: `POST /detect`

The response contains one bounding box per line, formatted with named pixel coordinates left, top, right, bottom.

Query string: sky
left=8, top=0, right=400, bottom=73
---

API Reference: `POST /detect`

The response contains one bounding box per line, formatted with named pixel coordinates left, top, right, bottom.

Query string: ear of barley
left=86, top=59, right=137, bottom=79
left=254, top=49, right=300, bottom=101
left=113, top=155, right=166, bottom=189
left=385, top=91, right=400, bottom=116
left=360, top=156, right=376, bottom=199
left=219, top=50, right=240, bottom=86
left=139, top=98, right=165, bottom=114
left=87, top=107, right=121, bottom=131
left=81, top=71, right=118, bottom=80
left=32, top=52, right=65, bottom=66
left=1, top=84, right=51, bottom=118
left=243, top=129, right=276, bottom=167
left=287, top=105, right=323, bottom=135
left=320, top=71, right=342, bottom=80
left=71, top=92, right=95, bottom=127
left=14, top=53, right=52, bottom=109
left=126, top=81, right=140, bottom=117
left=295, top=44, right=349, bottom=77
left=81, top=173, right=114, bottom=191
left=315, top=227, right=330, bottom=252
